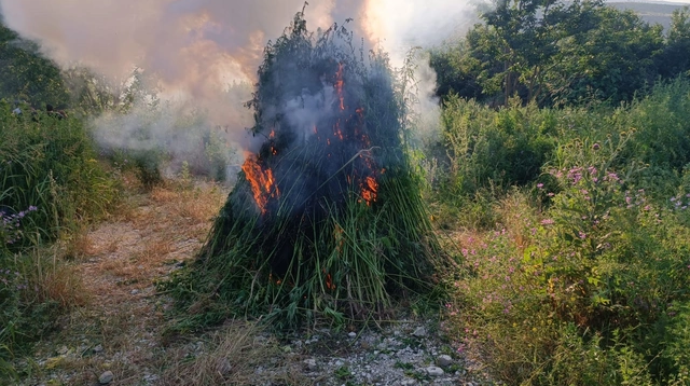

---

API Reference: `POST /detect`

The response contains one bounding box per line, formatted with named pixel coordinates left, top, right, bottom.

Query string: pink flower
left=540, top=219, right=555, bottom=225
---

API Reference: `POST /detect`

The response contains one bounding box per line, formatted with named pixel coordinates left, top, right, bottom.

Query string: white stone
left=99, top=370, right=114, bottom=384
left=426, top=366, right=444, bottom=377
left=436, top=354, right=453, bottom=368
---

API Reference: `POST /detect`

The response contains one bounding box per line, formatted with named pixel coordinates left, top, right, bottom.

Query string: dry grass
left=159, top=321, right=308, bottom=386
left=26, top=249, right=90, bottom=309
left=495, top=191, right=539, bottom=252
left=61, top=228, right=95, bottom=261
left=17, top=178, right=232, bottom=385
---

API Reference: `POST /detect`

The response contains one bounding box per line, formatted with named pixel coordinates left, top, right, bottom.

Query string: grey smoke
left=0, top=0, right=484, bottom=178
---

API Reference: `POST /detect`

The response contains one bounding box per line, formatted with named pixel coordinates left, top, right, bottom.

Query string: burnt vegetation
left=164, top=11, right=447, bottom=330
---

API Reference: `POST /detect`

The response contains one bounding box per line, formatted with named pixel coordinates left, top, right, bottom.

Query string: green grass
left=0, top=100, right=118, bottom=380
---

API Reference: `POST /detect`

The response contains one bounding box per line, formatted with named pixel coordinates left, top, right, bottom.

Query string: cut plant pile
left=166, top=11, right=448, bottom=331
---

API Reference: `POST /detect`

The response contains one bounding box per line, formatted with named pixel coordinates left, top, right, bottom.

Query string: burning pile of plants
left=167, top=11, right=447, bottom=329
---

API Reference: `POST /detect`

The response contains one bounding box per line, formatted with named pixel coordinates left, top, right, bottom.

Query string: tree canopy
left=431, top=0, right=690, bottom=107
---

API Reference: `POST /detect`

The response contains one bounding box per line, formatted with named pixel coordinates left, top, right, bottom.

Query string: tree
left=431, top=0, right=666, bottom=107
left=0, top=22, right=69, bottom=108
left=659, top=6, right=690, bottom=78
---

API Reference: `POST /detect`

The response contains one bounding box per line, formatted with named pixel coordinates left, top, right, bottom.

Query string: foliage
left=437, top=96, right=556, bottom=197
left=0, top=99, right=117, bottom=378
left=429, top=0, right=684, bottom=108
left=0, top=101, right=117, bottom=244
left=0, top=23, right=69, bottom=108
left=439, top=80, right=690, bottom=385
left=659, top=6, right=690, bottom=78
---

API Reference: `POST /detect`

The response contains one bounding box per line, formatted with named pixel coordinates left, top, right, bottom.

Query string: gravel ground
left=285, top=320, right=491, bottom=386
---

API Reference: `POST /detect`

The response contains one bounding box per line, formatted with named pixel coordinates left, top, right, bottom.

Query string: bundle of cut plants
left=167, top=11, right=447, bottom=330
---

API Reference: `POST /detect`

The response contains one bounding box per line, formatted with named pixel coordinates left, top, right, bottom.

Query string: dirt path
left=20, top=181, right=231, bottom=385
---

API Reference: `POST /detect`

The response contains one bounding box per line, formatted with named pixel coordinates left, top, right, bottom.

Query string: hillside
left=608, top=0, right=689, bottom=29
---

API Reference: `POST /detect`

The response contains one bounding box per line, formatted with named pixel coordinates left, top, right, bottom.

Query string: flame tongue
left=335, top=63, right=345, bottom=111
left=361, top=175, right=378, bottom=205
left=242, top=155, right=279, bottom=215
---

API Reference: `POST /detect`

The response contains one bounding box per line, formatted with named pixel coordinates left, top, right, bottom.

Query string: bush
left=0, top=101, right=116, bottom=377
left=436, top=79, right=690, bottom=385
left=0, top=101, right=117, bottom=243
left=448, top=155, right=690, bottom=384
left=438, top=97, right=556, bottom=198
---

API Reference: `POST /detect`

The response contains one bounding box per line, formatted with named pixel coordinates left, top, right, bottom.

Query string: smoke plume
left=0, top=0, right=481, bottom=177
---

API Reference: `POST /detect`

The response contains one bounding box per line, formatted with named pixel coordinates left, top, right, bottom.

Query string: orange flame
left=242, top=154, right=280, bottom=215
left=335, top=63, right=345, bottom=111
left=334, top=122, right=344, bottom=141
left=325, top=273, right=335, bottom=290
left=361, top=176, right=378, bottom=206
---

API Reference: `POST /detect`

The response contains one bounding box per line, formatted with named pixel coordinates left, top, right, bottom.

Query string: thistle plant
left=0, top=206, right=37, bottom=247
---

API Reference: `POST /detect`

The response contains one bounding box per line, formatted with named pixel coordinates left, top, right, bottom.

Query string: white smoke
left=361, top=0, right=482, bottom=144
left=0, top=0, right=482, bottom=176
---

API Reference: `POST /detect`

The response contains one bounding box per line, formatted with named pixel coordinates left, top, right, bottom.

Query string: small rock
left=93, top=344, right=104, bottom=354
left=412, top=327, right=427, bottom=337
left=143, top=373, right=159, bottom=383
left=303, top=358, right=318, bottom=372
left=348, top=332, right=357, bottom=339
left=131, top=289, right=140, bottom=295
left=217, top=359, right=232, bottom=374
left=99, top=370, right=114, bottom=384
left=57, top=345, right=68, bottom=355
left=436, top=354, right=453, bottom=368
left=401, top=379, right=416, bottom=386
left=426, top=366, right=444, bottom=377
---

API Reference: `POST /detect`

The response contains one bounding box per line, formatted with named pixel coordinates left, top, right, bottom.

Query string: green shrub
left=449, top=156, right=690, bottom=384
left=438, top=81, right=690, bottom=384
left=438, top=97, right=557, bottom=199
left=615, top=79, right=690, bottom=171
left=0, top=101, right=117, bottom=244
left=0, top=100, right=117, bottom=378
